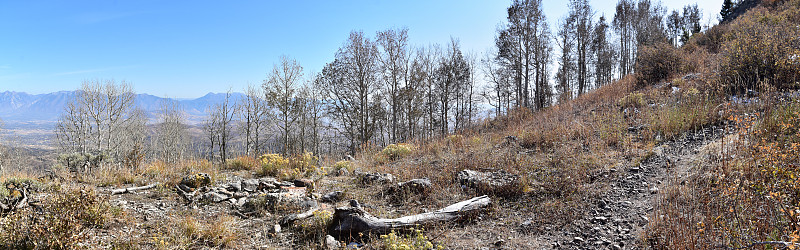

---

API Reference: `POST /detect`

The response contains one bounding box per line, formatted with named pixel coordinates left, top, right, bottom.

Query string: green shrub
left=295, top=210, right=332, bottom=245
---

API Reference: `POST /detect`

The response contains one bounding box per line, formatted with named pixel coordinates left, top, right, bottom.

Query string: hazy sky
left=0, top=1, right=721, bottom=99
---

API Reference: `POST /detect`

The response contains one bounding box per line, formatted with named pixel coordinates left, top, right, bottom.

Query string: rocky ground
left=541, top=125, right=728, bottom=249
left=2, top=122, right=729, bottom=249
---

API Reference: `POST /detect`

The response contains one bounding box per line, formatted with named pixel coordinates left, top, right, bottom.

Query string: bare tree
left=555, top=17, right=576, bottom=102
left=680, top=4, right=702, bottom=45
left=613, top=0, right=636, bottom=76
left=666, top=10, right=683, bottom=47
left=154, top=98, right=188, bottom=164
left=203, top=91, right=236, bottom=163
left=240, top=84, right=269, bottom=156
left=401, top=48, right=427, bottom=141
left=568, top=0, right=595, bottom=96
left=497, top=0, right=552, bottom=110
left=264, top=56, right=304, bottom=155
left=376, top=28, right=410, bottom=144
left=614, top=0, right=668, bottom=76
left=297, top=83, right=325, bottom=156
left=55, top=80, right=146, bottom=170
left=592, top=15, right=617, bottom=88
left=481, top=49, right=513, bottom=117
left=316, top=31, right=381, bottom=155
left=435, top=38, right=470, bottom=135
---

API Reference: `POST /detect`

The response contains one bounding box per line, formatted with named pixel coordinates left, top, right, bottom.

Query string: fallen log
left=0, top=187, right=29, bottom=215
left=328, top=195, right=491, bottom=241
left=111, top=183, right=160, bottom=195
left=279, top=206, right=319, bottom=226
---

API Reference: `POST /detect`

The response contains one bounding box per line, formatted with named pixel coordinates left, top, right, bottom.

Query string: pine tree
left=720, top=0, right=734, bottom=22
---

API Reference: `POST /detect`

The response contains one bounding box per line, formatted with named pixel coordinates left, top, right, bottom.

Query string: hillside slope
left=1, top=0, right=799, bottom=249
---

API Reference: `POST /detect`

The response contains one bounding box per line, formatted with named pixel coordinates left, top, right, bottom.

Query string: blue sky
left=0, top=1, right=720, bottom=99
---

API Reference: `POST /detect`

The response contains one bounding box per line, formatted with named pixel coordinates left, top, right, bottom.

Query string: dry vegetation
left=0, top=1, right=799, bottom=249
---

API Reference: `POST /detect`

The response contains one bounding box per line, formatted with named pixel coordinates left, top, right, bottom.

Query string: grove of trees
left=52, top=0, right=715, bottom=167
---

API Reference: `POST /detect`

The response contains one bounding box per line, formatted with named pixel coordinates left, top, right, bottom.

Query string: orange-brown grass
left=349, top=75, right=647, bottom=237
left=647, top=96, right=800, bottom=248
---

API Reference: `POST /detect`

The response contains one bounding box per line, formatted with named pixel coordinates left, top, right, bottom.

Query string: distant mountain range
left=0, top=91, right=245, bottom=124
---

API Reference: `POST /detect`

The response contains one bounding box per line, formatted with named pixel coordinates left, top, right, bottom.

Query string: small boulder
left=180, top=173, right=212, bottom=191
left=321, top=191, right=343, bottom=203
left=396, top=178, right=432, bottom=195
left=360, top=172, right=394, bottom=185
left=259, top=177, right=280, bottom=190
left=242, top=179, right=260, bottom=192
left=201, top=192, right=229, bottom=203
left=227, top=182, right=242, bottom=192
left=326, top=235, right=340, bottom=249
left=293, top=178, right=315, bottom=188
left=457, top=169, right=522, bottom=196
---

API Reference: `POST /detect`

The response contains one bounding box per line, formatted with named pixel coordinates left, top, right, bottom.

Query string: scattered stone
left=321, top=191, right=343, bottom=203
left=574, top=237, right=585, bottom=243
left=227, top=182, right=241, bottom=192
left=360, top=172, right=395, bottom=185
left=294, top=178, right=315, bottom=188
left=179, top=173, right=211, bottom=191
left=457, top=169, right=522, bottom=196
left=493, top=239, right=505, bottom=247
left=326, top=235, right=340, bottom=249
left=593, top=216, right=608, bottom=224
left=259, top=178, right=280, bottom=189
left=650, top=186, right=659, bottom=194
left=393, top=178, right=432, bottom=196
left=242, top=179, right=260, bottom=192
left=201, top=192, right=229, bottom=203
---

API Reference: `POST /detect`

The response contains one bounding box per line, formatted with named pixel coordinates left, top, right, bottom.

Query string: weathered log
left=0, top=187, right=28, bottom=215
left=111, top=183, right=160, bottom=195
left=279, top=207, right=319, bottom=226
left=328, top=195, right=491, bottom=241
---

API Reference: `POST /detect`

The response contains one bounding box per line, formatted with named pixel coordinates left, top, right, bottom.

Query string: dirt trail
left=549, top=125, right=727, bottom=249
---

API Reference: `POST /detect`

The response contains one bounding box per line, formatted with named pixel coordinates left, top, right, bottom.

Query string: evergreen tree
left=720, top=0, right=734, bottom=22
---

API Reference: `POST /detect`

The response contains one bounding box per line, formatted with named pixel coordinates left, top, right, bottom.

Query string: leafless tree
left=435, top=38, right=471, bottom=135
left=54, top=79, right=146, bottom=170
left=376, top=27, right=410, bottom=144
left=497, top=0, right=552, bottom=110
left=568, top=0, right=595, bottom=96
left=613, top=0, right=636, bottom=76
left=203, top=91, right=236, bottom=163
left=316, top=31, right=381, bottom=155
left=264, top=56, right=304, bottom=155
left=239, top=84, right=269, bottom=156
left=556, top=17, right=576, bottom=103
left=481, top=49, right=513, bottom=117
left=154, top=97, right=188, bottom=164
left=592, top=15, right=616, bottom=88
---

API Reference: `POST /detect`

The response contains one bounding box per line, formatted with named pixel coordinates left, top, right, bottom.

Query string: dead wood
left=328, top=195, right=491, bottom=240
left=111, top=183, right=160, bottom=195
left=279, top=206, right=319, bottom=226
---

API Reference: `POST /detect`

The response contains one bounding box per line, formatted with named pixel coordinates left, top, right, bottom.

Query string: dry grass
left=151, top=213, right=239, bottom=249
